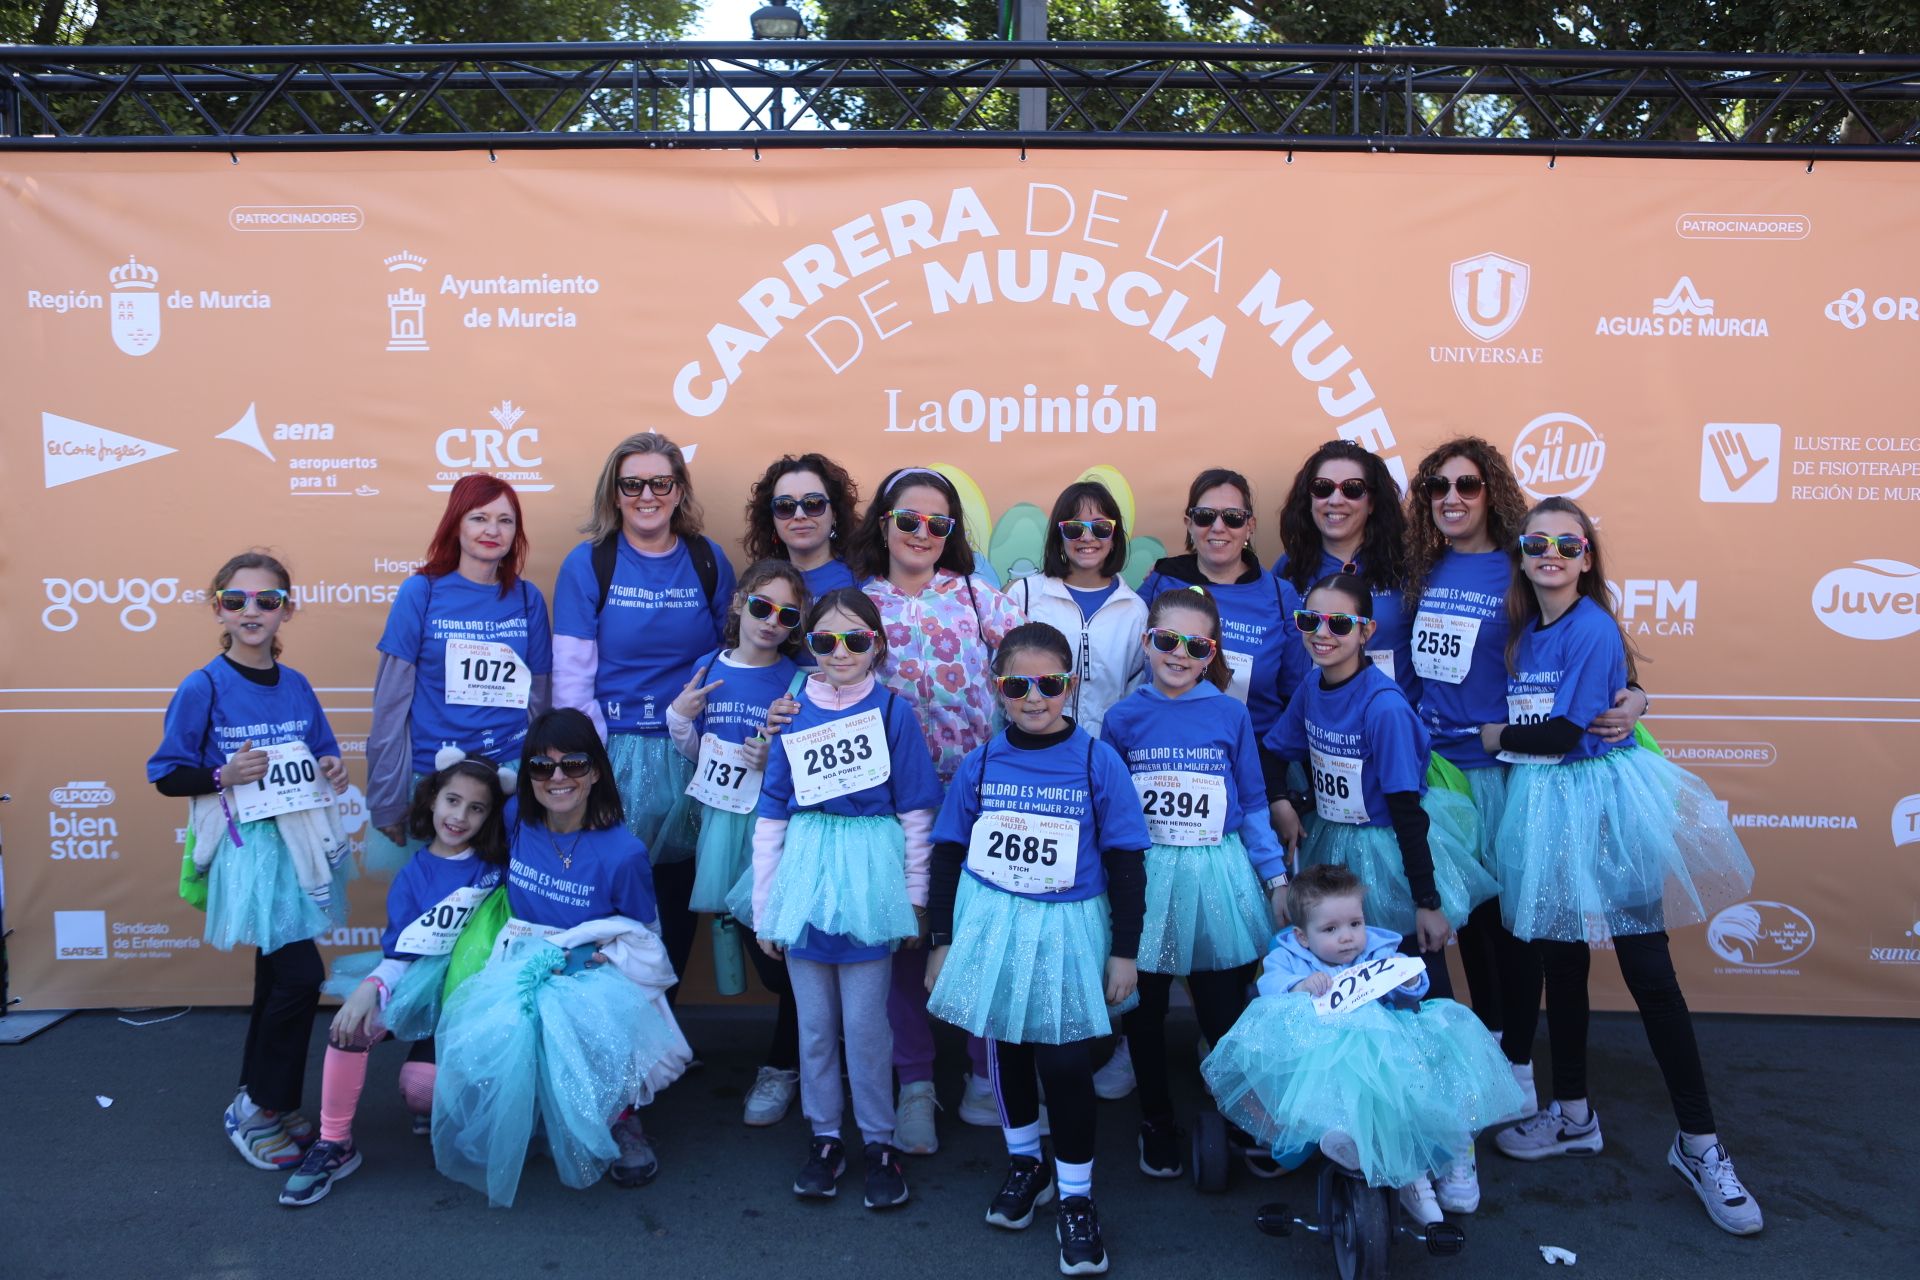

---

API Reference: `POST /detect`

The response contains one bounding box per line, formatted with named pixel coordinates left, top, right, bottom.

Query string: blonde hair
left=581, top=432, right=704, bottom=543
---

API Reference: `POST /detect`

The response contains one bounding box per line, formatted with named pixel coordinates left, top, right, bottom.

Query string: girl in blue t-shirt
left=367, top=474, right=552, bottom=867
left=148, top=551, right=350, bottom=1173
left=432, top=710, right=690, bottom=1207
left=1477, top=499, right=1761, bottom=1236
left=1100, top=586, right=1286, bottom=1177
left=1264, top=574, right=1497, bottom=998
left=749, top=587, right=941, bottom=1210
left=280, top=754, right=510, bottom=1207
left=551, top=432, right=738, bottom=1003
left=925, top=623, right=1151, bottom=1277
left=668, top=559, right=807, bottom=1127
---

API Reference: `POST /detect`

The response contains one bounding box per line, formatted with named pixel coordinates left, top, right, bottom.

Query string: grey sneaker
left=1495, top=1101, right=1603, bottom=1161
left=1437, top=1154, right=1480, bottom=1214
left=743, top=1066, right=800, bottom=1128
left=895, top=1080, right=940, bottom=1155
left=1092, top=1039, right=1136, bottom=1101
left=608, top=1113, right=659, bottom=1187
left=1668, top=1136, right=1763, bottom=1236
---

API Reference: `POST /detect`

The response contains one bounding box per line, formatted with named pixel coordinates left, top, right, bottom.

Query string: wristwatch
left=928, top=931, right=952, bottom=949
left=1263, top=873, right=1289, bottom=892
left=1413, top=891, right=1443, bottom=912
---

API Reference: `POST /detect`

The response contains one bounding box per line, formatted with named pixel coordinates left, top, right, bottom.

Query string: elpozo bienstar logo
left=1810, top=559, right=1920, bottom=639
left=1432, top=252, right=1541, bottom=365
left=1707, top=900, right=1815, bottom=973
left=432, top=400, right=552, bottom=492
left=1512, top=412, right=1605, bottom=500
left=49, top=780, right=118, bottom=861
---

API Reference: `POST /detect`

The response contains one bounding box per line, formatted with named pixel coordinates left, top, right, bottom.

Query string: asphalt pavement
left=2, top=1004, right=1912, bottom=1280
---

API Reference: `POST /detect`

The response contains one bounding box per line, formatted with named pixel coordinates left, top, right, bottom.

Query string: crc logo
left=1894, top=793, right=1920, bottom=848
left=1512, top=412, right=1605, bottom=501
left=1608, top=579, right=1698, bottom=637
left=54, top=910, right=108, bottom=960
left=51, top=780, right=114, bottom=808
left=432, top=401, right=552, bottom=492
left=1810, top=560, right=1920, bottom=640
left=1449, top=252, right=1530, bottom=342
left=42, top=575, right=185, bottom=632
left=1824, top=288, right=1919, bottom=330
left=1707, top=901, right=1815, bottom=969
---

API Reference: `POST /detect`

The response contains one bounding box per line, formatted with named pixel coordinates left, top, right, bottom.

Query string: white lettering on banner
left=1513, top=413, right=1606, bottom=500
left=1411, top=611, right=1478, bottom=684
left=41, top=575, right=190, bottom=632
left=885, top=384, right=1156, bottom=439
left=1595, top=277, right=1770, bottom=340
left=1308, top=747, right=1368, bottom=824
left=1313, top=953, right=1427, bottom=1016
left=1448, top=253, right=1529, bottom=342
left=686, top=734, right=765, bottom=815
left=393, top=885, right=493, bottom=956
left=782, top=709, right=891, bottom=806
left=1824, top=288, right=1920, bottom=330
left=1607, top=579, right=1698, bottom=637
left=1675, top=213, right=1810, bottom=240
left=431, top=400, right=553, bottom=493
left=443, top=638, right=531, bottom=709
left=50, top=810, right=118, bottom=861
left=967, top=810, right=1079, bottom=894
left=54, top=910, right=108, bottom=960
left=1497, top=693, right=1563, bottom=766
left=229, top=742, right=334, bottom=824
left=1133, top=771, right=1227, bottom=846
left=1810, top=560, right=1920, bottom=639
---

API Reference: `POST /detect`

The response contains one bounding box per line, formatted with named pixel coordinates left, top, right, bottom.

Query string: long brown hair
left=1503, top=497, right=1644, bottom=683
left=742, top=453, right=860, bottom=564
left=209, top=551, right=293, bottom=659
left=1144, top=586, right=1232, bottom=690
left=1403, top=436, right=1529, bottom=603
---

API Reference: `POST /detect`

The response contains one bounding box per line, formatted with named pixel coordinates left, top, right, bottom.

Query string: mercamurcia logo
left=1810, top=560, right=1920, bottom=640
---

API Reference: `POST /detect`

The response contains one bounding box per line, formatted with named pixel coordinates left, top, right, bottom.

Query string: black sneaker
left=793, top=1135, right=847, bottom=1198
left=1138, top=1118, right=1184, bottom=1179
left=1056, top=1195, right=1110, bottom=1275
left=277, top=1139, right=361, bottom=1207
left=863, top=1142, right=910, bottom=1210
left=985, top=1153, right=1055, bottom=1229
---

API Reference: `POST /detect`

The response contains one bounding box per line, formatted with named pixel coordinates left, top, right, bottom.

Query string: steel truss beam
left=3, top=41, right=1918, bottom=157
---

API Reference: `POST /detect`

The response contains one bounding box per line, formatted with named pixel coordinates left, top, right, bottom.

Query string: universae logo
left=1810, top=560, right=1920, bottom=640
left=1706, top=901, right=1815, bottom=970
left=1448, top=252, right=1530, bottom=342
left=1512, top=412, right=1605, bottom=501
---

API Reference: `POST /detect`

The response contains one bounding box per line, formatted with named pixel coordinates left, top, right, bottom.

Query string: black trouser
left=991, top=1038, right=1097, bottom=1165
left=1501, top=932, right=1715, bottom=1134
left=1455, top=898, right=1508, bottom=1030
left=652, top=858, right=697, bottom=1007
left=1125, top=966, right=1252, bottom=1124
left=744, top=935, right=801, bottom=1072
left=1396, top=933, right=1455, bottom=1001
left=239, top=939, right=323, bottom=1112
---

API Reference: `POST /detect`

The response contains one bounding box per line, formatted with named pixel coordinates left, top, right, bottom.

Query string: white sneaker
left=959, top=1073, right=1000, bottom=1127
left=1437, top=1155, right=1480, bottom=1214
left=1319, top=1129, right=1361, bottom=1171
left=1398, top=1175, right=1444, bottom=1226
left=1494, top=1101, right=1603, bottom=1161
left=1668, top=1136, right=1764, bottom=1236
left=742, top=1066, right=799, bottom=1127
left=895, top=1081, right=939, bottom=1155
left=1092, top=1039, right=1136, bottom=1101
left=1511, top=1061, right=1538, bottom=1117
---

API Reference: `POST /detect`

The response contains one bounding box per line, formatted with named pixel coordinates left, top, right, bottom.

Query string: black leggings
left=990, top=1039, right=1097, bottom=1165
left=1454, top=898, right=1509, bottom=1030
left=1125, top=967, right=1252, bottom=1124
left=1501, top=932, right=1716, bottom=1134
left=744, top=935, right=801, bottom=1072
left=240, top=939, right=324, bottom=1112
left=652, top=858, right=697, bottom=1007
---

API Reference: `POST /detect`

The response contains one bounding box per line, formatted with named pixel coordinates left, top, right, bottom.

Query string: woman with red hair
left=367, top=474, right=553, bottom=854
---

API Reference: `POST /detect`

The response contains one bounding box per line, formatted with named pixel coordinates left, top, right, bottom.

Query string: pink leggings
left=318, top=1028, right=436, bottom=1145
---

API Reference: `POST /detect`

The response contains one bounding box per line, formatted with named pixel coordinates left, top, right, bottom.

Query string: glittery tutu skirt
left=433, top=937, right=682, bottom=1208
left=204, top=819, right=347, bottom=954
left=1137, top=833, right=1273, bottom=975
left=723, top=862, right=757, bottom=931
left=1297, top=789, right=1495, bottom=935
left=689, top=804, right=757, bottom=914
left=927, top=875, right=1133, bottom=1045
left=1201, top=994, right=1526, bottom=1188
left=1495, top=746, right=1754, bottom=943
left=1462, top=765, right=1510, bottom=873
left=319, top=949, right=451, bottom=1042
left=607, top=732, right=700, bottom=865
left=759, top=811, right=915, bottom=949
left=359, top=770, right=426, bottom=878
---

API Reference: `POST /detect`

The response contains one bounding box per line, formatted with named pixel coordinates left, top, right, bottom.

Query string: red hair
left=420, top=474, right=526, bottom=594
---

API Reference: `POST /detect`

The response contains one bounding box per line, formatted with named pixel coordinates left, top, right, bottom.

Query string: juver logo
left=1449, top=253, right=1530, bottom=342
left=1512, top=413, right=1605, bottom=500
left=110, top=255, right=161, bottom=356
left=1707, top=901, right=1815, bottom=968
left=1893, top=794, right=1920, bottom=848
left=1810, top=560, right=1920, bottom=640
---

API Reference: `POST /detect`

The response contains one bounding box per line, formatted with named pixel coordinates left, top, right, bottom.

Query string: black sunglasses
left=1058, top=518, right=1116, bottom=541
left=745, top=593, right=802, bottom=629
left=1146, top=628, right=1218, bottom=660
left=806, top=629, right=877, bottom=656
left=1422, top=474, right=1486, bottom=499
left=217, top=589, right=288, bottom=613
left=1187, top=506, right=1250, bottom=530
left=771, top=492, right=830, bottom=520
left=616, top=475, right=678, bottom=498
left=994, top=673, right=1071, bottom=699
left=526, top=753, right=594, bottom=780
left=1293, top=609, right=1372, bottom=637
left=889, top=509, right=955, bottom=539
left=1309, top=477, right=1371, bottom=501
left=1518, top=533, right=1590, bottom=559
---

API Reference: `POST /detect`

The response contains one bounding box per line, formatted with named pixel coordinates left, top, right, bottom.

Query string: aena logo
left=42, top=576, right=184, bottom=632
left=1707, top=901, right=1815, bottom=969
left=1449, top=252, right=1530, bottom=342
left=51, top=781, right=115, bottom=808
left=1893, top=794, right=1920, bottom=849
left=1512, top=412, right=1605, bottom=501
left=1810, top=560, right=1920, bottom=640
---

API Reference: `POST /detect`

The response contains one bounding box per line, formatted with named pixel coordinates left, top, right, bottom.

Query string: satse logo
left=1893, top=794, right=1920, bottom=848
left=1810, top=560, right=1920, bottom=640
left=1512, top=413, right=1605, bottom=500
left=1449, top=253, right=1530, bottom=341
left=1706, top=901, right=1815, bottom=969
left=54, top=910, right=108, bottom=960
left=42, top=576, right=186, bottom=632
left=1700, top=423, right=1780, bottom=504
left=434, top=400, right=551, bottom=492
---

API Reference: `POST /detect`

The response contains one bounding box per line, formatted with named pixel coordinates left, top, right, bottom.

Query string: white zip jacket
left=1010, top=573, right=1148, bottom=738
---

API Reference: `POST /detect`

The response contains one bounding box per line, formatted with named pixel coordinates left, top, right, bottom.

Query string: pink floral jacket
left=863, top=570, right=1025, bottom=784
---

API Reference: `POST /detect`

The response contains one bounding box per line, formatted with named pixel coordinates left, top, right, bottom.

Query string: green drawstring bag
left=1426, top=751, right=1473, bottom=797
left=178, top=834, right=208, bottom=911
left=1633, top=721, right=1664, bottom=756
left=442, top=885, right=509, bottom=1002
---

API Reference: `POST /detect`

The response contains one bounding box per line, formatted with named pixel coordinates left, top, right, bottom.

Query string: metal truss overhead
left=3, top=41, right=1918, bottom=157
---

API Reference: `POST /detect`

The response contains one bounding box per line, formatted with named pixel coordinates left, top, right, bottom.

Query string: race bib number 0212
left=1313, top=953, right=1428, bottom=1017
left=783, top=708, right=890, bottom=806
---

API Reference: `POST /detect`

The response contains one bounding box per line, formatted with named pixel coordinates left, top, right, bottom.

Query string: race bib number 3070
left=393, top=885, right=493, bottom=957
left=783, top=708, right=891, bottom=806
left=230, top=741, right=333, bottom=824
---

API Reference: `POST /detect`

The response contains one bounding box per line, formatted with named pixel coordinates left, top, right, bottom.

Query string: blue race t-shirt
left=1100, top=682, right=1287, bottom=881
left=799, top=558, right=857, bottom=597
left=551, top=536, right=736, bottom=734
left=1414, top=549, right=1512, bottom=770
left=1507, top=596, right=1630, bottom=765
left=378, top=572, right=554, bottom=773
left=933, top=726, right=1152, bottom=903
left=1263, top=662, right=1429, bottom=828
left=148, top=657, right=340, bottom=778
left=505, top=808, right=659, bottom=929
left=380, top=850, right=505, bottom=958
left=757, top=682, right=943, bottom=820
left=1139, top=566, right=1306, bottom=741
left=1283, top=550, right=1418, bottom=705
left=1066, top=581, right=1120, bottom=618
left=689, top=649, right=802, bottom=747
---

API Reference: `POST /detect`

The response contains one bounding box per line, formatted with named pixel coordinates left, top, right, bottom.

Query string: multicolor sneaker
left=278, top=1139, right=362, bottom=1207
left=1668, top=1136, right=1764, bottom=1236
left=281, top=1111, right=316, bottom=1151
left=794, top=1135, right=847, bottom=1198
left=608, top=1112, right=659, bottom=1187
left=1495, top=1101, right=1603, bottom=1161
left=224, top=1092, right=300, bottom=1171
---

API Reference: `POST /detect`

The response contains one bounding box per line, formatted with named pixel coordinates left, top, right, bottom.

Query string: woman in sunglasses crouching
left=431, top=708, right=692, bottom=1207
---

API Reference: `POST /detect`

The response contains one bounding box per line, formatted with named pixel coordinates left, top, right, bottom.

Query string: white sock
left=1559, top=1098, right=1591, bottom=1125
left=1056, top=1158, right=1093, bottom=1200
left=235, top=1090, right=266, bottom=1121
left=813, top=1127, right=841, bottom=1142
left=1680, top=1131, right=1718, bottom=1158
left=1003, top=1120, right=1043, bottom=1159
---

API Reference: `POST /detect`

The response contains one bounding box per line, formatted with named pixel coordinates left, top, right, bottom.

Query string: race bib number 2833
left=782, top=708, right=891, bottom=806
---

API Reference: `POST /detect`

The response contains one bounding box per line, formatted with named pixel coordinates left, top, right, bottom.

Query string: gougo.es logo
left=41, top=576, right=194, bottom=632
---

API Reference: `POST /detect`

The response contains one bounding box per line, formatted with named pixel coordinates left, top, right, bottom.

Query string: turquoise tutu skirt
left=759, top=811, right=915, bottom=948
left=928, top=875, right=1133, bottom=1045
left=1298, top=789, right=1496, bottom=935
left=360, top=772, right=426, bottom=878
left=1495, top=746, right=1754, bottom=943
left=689, top=804, right=757, bottom=914
left=1461, top=765, right=1508, bottom=873
left=433, top=937, right=682, bottom=1208
left=1202, top=994, right=1526, bottom=1188
left=204, top=819, right=347, bottom=954
left=607, top=733, right=700, bottom=865
left=723, top=862, right=757, bottom=931
left=1137, top=833, right=1273, bottom=975
left=320, top=950, right=451, bottom=1042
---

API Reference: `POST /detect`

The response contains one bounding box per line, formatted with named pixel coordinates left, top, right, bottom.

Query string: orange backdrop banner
left=3, top=149, right=1917, bottom=1016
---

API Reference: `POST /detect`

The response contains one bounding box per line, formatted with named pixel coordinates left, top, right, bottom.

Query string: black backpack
left=590, top=533, right=720, bottom=615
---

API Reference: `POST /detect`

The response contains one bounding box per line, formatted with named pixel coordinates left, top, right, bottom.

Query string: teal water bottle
left=711, top=913, right=748, bottom=997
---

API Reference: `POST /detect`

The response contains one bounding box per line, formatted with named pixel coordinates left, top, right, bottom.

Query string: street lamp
left=749, top=3, right=807, bottom=131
